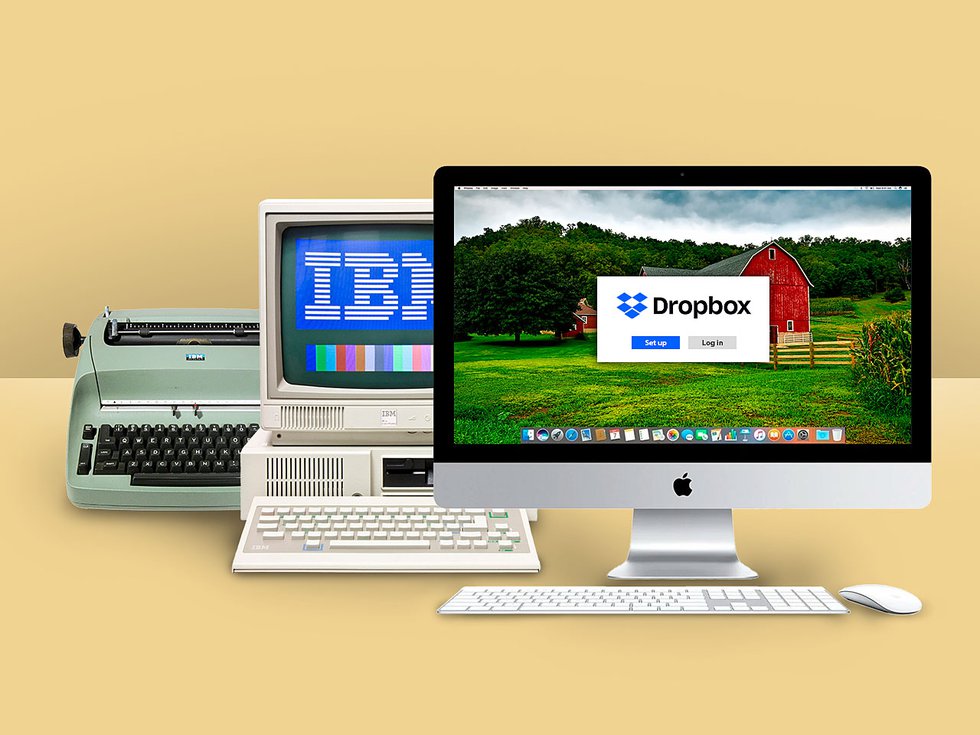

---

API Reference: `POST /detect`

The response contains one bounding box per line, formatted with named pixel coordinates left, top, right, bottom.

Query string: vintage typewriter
left=63, top=308, right=260, bottom=510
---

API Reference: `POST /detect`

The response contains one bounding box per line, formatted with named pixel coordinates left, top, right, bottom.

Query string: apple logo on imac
left=673, top=473, right=693, bottom=497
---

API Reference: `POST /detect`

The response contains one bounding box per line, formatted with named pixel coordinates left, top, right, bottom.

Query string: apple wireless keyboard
left=234, top=497, right=540, bottom=572
left=438, top=586, right=849, bottom=614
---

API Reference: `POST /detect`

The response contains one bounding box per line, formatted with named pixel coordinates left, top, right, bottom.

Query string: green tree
left=458, top=242, right=579, bottom=343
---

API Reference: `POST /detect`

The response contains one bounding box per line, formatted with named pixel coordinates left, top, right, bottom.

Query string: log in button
left=688, top=336, right=737, bottom=349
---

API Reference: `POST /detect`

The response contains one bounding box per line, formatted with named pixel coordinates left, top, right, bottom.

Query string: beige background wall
left=1, top=0, right=973, bottom=377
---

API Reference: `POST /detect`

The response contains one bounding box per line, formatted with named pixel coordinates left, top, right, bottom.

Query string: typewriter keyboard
left=77, top=423, right=259, bottom=487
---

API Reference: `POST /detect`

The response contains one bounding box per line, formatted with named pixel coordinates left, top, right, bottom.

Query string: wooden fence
left=771, top=340, right=854, bottom=370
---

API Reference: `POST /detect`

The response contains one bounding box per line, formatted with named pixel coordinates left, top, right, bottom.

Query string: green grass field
left=810, top=292, right=911, bottom=342
left=454, top=293, right=912, bottom=445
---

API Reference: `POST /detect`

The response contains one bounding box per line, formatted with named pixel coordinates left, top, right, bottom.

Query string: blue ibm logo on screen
left=296, top=239, right=434, bottom=331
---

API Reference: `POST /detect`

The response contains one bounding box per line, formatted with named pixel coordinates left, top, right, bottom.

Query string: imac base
left=608, top=509, right=758, bottom=580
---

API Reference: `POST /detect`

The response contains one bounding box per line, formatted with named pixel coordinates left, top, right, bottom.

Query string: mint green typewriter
left=64, top=308, right=260, bottom=510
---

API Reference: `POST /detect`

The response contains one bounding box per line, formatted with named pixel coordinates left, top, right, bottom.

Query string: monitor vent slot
left=265, top=456, right=345, bottom=497
left=280, top=405, right=345, bottom=431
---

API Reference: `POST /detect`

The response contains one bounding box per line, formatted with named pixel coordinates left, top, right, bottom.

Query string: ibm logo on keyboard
left=296, top=239, right=434, bottom=331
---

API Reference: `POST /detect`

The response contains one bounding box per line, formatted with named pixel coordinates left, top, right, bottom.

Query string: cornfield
left=851, top=312, right=912, bottom=413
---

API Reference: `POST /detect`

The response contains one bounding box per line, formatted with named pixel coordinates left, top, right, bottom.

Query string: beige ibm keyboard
left=234, top=497, right=540, bottom=572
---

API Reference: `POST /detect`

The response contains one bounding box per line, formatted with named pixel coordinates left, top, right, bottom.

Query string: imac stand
left=608, top=509, right=758, bottom=580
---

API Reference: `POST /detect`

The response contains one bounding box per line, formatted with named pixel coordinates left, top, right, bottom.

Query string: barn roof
left=698, top=248, right=759, bottom=276
left=639, top=244, right=814, bottom=287
left=639, top=266, right=700, bottom=276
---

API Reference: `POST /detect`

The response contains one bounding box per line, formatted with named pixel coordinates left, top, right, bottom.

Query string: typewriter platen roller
left=103, top=320, right=259, bottom=346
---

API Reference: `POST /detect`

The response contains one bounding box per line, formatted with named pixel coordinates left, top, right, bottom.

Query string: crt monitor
left=260, top=199, right=434, bottom=445
left=433, top=167, right=931, bottom=579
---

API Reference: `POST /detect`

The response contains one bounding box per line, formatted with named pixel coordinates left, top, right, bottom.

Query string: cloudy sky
left=454, top=188, right=912, bottom=245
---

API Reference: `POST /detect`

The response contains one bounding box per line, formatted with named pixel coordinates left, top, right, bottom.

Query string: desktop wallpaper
left=453, top=189, right=914, bottom=445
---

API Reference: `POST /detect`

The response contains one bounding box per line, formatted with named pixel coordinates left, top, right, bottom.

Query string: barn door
left=769, top=325, right=777, bottom=344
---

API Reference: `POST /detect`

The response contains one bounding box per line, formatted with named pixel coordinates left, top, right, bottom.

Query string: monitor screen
left=280, top=223, right=433, bottom=390
left=450, top=185, right=914, bottom=447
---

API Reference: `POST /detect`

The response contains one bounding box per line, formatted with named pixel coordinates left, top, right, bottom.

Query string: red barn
left=560, top=298, right=598, bottom=339
left=640, top=244, right=813, bottom=343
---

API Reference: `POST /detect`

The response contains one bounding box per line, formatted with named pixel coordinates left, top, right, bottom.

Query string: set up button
left=631, top=336, right=680, bottom=350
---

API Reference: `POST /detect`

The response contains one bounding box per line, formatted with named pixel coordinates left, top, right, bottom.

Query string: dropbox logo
left=617, top=292, right=648, bottom=319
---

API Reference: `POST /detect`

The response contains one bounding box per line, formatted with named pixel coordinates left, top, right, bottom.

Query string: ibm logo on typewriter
left=296, top=240, right=434, bottom=330
left=617, top=292, right=648, bottom=319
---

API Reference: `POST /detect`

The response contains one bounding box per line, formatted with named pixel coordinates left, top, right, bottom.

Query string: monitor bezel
left=434, top=166, right=930, bottom=465
left=260, top=199, right=435, bottom=403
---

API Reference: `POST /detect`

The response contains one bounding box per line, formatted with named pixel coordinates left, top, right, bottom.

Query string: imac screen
left=281, top=223, right=433, bottom=389
left=452, top=186, right=913, bottom=445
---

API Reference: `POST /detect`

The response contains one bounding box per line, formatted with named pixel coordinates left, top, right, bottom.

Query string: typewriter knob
left=62, top=322, right=85, bottom=358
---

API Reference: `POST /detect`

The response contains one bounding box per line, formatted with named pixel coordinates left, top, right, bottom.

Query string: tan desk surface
left=3, top=378, right=973, bottom=733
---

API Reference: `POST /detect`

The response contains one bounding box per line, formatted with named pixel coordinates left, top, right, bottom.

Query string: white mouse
left=839, top=584, right=922, bottom=615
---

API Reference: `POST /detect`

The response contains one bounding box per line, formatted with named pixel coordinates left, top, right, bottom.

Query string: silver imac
left=433, top=167, right=930, bottom=579
left=259, top=199, right=434, bottom=445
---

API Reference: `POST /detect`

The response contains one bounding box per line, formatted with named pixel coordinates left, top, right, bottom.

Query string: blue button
left=631, top=336, right=680, bottom=349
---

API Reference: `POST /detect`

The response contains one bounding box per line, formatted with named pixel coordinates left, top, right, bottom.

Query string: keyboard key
left=77, top=444, right=93, bottom=475
left=330, top=540, right=430, bottom=549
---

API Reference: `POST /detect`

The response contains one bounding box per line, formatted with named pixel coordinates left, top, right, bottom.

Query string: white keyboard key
left=256, top=523, right=278, bottom=531
left=263, top=531, right=284, bottom=540
left=330, top=540, right=430, bottom=550
left=439, top=540, right=454, bottom=548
